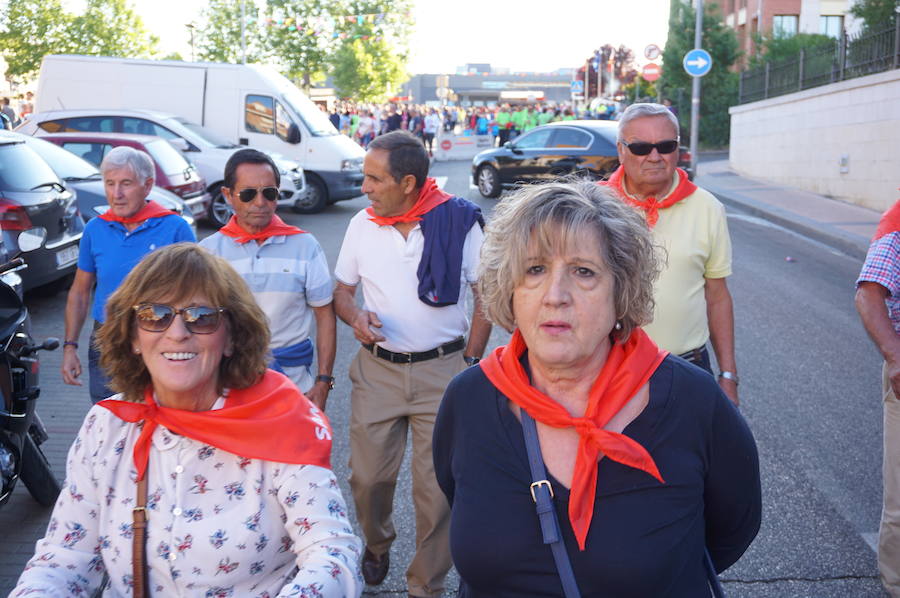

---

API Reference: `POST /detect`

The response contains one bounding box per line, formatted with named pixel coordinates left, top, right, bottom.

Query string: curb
left=698, top=177, right=870, bottom=262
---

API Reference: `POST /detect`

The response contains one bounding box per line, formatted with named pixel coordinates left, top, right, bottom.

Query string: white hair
left=617, top=103, right=680, bottom=142
left=100, top=146, right=155, bottom=184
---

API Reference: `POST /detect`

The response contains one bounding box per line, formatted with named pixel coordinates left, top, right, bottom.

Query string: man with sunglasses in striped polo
left=601, top=102, right=739, bottom=406
left=199, top=149, right=336, bottom=410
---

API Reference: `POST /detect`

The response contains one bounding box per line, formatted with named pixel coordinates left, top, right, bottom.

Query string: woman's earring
left=614, top=321, right=622, bottom=331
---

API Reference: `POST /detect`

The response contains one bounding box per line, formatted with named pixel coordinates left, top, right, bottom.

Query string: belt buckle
left=396, top=351, right=413, bottom=364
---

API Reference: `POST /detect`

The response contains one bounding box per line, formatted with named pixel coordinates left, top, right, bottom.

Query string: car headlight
left=341, top=158, right=363, bottom=171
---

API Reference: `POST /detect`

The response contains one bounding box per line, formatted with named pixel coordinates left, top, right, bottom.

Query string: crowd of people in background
left=0, top=91, right=34, bottom=129
left=325, top=100, right=627, bottom=153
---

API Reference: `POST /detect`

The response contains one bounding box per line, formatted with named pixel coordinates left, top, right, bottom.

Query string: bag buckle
left=530, top=479, right=554, bottom=502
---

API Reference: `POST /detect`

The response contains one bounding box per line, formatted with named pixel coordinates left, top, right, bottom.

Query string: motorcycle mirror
left=17, top=228, right=47, bottom=253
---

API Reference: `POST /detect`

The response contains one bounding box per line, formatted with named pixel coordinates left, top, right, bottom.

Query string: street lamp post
left=186, top=23, right=195, bottom=62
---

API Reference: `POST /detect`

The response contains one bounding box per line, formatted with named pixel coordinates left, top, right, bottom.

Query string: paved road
left=0, top=159, right=887, bottom=597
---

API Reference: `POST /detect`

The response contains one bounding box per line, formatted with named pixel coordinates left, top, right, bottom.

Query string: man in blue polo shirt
left=61, top=146, right=195, bottom=403
left=199, top=148, right=336, bottom=410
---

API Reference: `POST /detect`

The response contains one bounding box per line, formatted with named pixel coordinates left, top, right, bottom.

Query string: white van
left=34, top=55, right=365, bottom=213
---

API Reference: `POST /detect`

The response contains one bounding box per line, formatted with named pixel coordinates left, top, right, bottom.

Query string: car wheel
left=207, top=185, right=233, bottom=228
left=477, top=165, right=501, bottom=198
left=292, top=175, right=328, bottom=214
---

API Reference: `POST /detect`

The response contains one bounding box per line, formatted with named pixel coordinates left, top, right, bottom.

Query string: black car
left=0, top=137, right=83, bottom=291
left=472, top=120, right=693, bottom=198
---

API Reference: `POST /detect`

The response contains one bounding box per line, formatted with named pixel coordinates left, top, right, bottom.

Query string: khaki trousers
left=348, top=346, right=463, bottom=598
left=882, top=362, right=900, bottom=597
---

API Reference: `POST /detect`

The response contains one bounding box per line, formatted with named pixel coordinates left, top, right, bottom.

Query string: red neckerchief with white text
left=874, top=198, right=900, bottom=241
left=99, top=369, right=332, bottom=481
left=601, top=166, right=697, bottom=228
left=366, top=177, right=451, bottom=226
left=98, top=200, right=174, bottom=224
left=480, top=328, right=667, bottom=550
left=218, top=214, right=307, bottom=244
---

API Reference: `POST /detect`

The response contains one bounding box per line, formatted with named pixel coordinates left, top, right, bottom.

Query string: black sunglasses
left=621, top=139, right=680, bottom=156
left=133, top=303, right=225, bottom=335
left=237, top=186, right=280, bottom=203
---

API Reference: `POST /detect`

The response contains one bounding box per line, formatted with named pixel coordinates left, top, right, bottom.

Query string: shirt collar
left=621, top=170, right=680, bottom=203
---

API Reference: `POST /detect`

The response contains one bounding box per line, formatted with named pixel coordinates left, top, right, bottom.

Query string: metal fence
left=738, top=19, right=900, bottom=104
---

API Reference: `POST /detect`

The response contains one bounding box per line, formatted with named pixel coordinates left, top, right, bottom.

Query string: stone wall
left=728, top=68, right=900, bottom=212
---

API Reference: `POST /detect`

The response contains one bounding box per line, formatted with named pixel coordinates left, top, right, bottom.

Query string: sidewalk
left=696, top=159, right=883, bottom=261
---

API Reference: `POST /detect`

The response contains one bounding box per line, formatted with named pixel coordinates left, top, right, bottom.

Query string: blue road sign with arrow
left=683, top=49, right=712, bottom=77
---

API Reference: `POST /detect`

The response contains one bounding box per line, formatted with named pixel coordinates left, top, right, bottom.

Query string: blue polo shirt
left=77, top=214, right=196, bottom=322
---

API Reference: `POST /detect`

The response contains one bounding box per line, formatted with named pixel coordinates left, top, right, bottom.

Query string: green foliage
left=621, top=76, right=658, bottom=102
left=849, top=0, right=898, bottom=31
left=0, top=0, right=76, bottom=79
left=659, top=0, right=740, bottom=147
left=748, top=32, right=834, bottom=68
left=265, top=0, right=345, bottom=88
left=329, top=0, right=411, bottom=100
left=196, top=0, right=265, bottom=63
left=0, top=0, right=157, bottom=81
left=71, top=0, right=159, bottom=58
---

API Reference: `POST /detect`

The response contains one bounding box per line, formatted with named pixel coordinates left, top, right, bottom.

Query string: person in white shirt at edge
left=11, top=244, right=362, bottom=598
left=333, top=130, right=492, bottom=598
left=200, top=148, right=336, bottom=410
left=423, top=109, right=442, bottom=157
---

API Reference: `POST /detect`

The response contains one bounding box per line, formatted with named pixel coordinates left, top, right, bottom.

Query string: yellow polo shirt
left=622, top=175, right=733, bottom=354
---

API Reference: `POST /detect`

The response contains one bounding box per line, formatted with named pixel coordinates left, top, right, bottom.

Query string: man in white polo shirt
left=200, top=148, right=336, bottom=409
left=334, top=130, right=491, bottom=598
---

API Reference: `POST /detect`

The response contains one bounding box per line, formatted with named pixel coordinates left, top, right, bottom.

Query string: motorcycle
left=0, top=228, right=62, bottom=508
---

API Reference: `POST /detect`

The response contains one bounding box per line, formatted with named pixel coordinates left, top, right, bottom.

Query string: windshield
left=24, top=137, right=100, bottom=180
left=174, top=117, right=241, bottom=149
left=0, top=143, right=63, bottom=191
left=144, top=139, right=191, bottom=175
left=279, top=84, right=337, bottom=137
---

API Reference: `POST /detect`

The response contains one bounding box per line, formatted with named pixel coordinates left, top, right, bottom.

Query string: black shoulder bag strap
left=520, top=409, right=582, bottom=598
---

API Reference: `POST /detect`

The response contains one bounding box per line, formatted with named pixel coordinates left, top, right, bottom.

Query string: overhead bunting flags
left=246, top=10, right=410, bottom=34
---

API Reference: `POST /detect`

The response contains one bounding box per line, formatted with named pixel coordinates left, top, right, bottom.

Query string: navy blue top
left=433, top=355, right=761, bottom=597
left=417, top=196, right=483, bottom=307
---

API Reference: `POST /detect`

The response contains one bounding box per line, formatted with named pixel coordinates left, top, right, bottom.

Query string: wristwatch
left=464, top=356, right=480, bottom=366
left=718, top=371, right=739, bottom=386
left=315, top=375, right=335, bottom=390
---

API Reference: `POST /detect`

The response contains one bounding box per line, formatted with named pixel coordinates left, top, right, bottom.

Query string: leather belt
left=678, top=346, right=708, bottom=363
left=363, top=337, right=465, bottom=364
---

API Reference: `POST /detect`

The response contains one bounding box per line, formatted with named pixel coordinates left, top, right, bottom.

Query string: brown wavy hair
left=97, top=243, right=270, bottom=402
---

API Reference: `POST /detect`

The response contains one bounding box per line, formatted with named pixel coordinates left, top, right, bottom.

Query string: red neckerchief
left=98, top=200, right=174, bottom=224
left=874, top=198, right=900, bottom=241
left=480, top=328, right=667, bottom=551
left=601, top=166, right=697, bottom=228
left=366, top=177, right=451, bottom=226
left=218, top=214, right=307, bottom=244
left=99, top=369, right=332, bottom=480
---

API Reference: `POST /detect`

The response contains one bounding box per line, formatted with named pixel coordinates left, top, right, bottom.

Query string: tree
left=748, top=32, right=834, bottom=68
left=265, top=0, right=344, bottom=89
left=329, top=0, right=412, bottom=100
left=658, top=0, right=740, bottom=147
left=331, top=37, right=405, bottom=101
left=70, top=0, right=159, bottom=58
left=196, top=0, right=265, bottom=63
left=0, top=0, right=75, bottom=79
left=849, top=0, right=898, bottom=31
left=621, top=75, right=657, bottom=102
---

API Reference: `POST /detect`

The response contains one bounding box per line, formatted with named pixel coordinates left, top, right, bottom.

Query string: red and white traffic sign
left=440, top=139, right=452, bottom=151
left=642, top=63, right=662, bottom=82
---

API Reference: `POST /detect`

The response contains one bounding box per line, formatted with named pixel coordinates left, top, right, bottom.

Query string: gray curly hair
left=477, top=179, right=661, bottom=341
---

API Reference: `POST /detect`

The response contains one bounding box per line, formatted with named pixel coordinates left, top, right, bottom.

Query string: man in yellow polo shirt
left=602, top=102, right=739, bottom=406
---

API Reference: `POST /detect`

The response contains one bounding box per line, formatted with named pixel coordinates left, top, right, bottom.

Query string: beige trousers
left=348, top=346, right=464, bottom=598
left=882, top=362, right=900, bottom=597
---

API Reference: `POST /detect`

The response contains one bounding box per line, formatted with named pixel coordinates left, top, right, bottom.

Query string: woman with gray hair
left=433, top=180, right=760, bottom=596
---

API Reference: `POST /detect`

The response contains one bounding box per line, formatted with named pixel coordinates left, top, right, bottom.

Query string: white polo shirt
left=334, top=208, right=483, bottom=353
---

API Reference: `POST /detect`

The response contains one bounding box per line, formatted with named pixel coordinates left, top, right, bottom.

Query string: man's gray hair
left=100, top=146, right=155, bottom=184
left=478, top=179, right=660, bottom=340
left=617, top=103, right=680, bottom=142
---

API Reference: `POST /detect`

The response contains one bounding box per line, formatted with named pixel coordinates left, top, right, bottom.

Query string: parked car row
left=472, top=120, right=695, bottom=198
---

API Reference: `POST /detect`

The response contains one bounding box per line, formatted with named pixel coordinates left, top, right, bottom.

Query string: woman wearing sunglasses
left=12, top=243, right=363, bottom=597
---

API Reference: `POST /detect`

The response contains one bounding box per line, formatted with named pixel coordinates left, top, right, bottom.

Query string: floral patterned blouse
left=12, top=399, right=363, bottom=597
